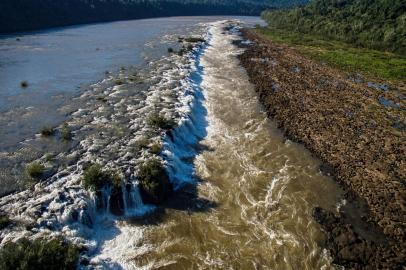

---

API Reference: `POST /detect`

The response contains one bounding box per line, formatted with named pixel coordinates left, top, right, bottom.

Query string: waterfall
left=122, top=183, right=129, bottom=215
left=128, top=182, right=144, bottom=209
left=121, top=181, right=145, bottom=215
left=98, top=185, right=112, bottom=215
left=122, top=181, right=153, bottom=217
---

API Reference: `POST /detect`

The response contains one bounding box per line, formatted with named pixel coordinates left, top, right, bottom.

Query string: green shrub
left=83, top=164, right=109, bottom=190
left=82, top=164, right=122, bottom=191
left=150, top=143, right=162, bottom=155
left=61, top=123, right=72, bottom=141
left=96, top=96, right=108, bottom=103
left=40, top=126, right=55, bottom=136
left=133, top=136, right=150, bottom=152
left=128, top=74, right=143, bottom=84
left=256, top=26, right=406, bottom=81
left=44, top=153, right=54, bottom=162
left=261, top=0, right=406, bottom=55
left=0, top=215, right=10, bottom=230
left=183, top=37, right=205, bottom=43
left=167, top=47, right=174, bottom=53
left=137, top=158, right=170, bottom=203
left=115, top=79, right=124, bottom=85
left=0, top=237, right=79, bottom=270
left=26, top=162, right=45, bottom=179
left=147, top=114, right=176, bottom=130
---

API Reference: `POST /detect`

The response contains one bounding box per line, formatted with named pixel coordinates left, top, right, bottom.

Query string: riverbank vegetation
left=255, top=26, right=406, bottom=81
left=0, top=0, right=307, bottom=34
left=262, top=0, right=406, bottom=55
left=0, top=237, right=80, bottom=270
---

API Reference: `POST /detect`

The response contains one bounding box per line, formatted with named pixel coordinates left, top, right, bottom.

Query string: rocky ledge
left=239, top=29, right=406, bottom=269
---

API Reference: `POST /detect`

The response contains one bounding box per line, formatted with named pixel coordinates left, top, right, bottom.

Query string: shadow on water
left=129, top=182, right=218, bottom=226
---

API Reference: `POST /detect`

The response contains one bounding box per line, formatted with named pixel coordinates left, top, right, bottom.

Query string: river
left=0, top=16, right=260, bottom=196
left=0, top=17, right=344, bottom=269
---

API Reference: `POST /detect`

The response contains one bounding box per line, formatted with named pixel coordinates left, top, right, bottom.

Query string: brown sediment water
left=133, top=21, right=344, bottom=270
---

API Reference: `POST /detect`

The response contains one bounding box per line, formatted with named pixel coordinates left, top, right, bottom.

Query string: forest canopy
left=262, top=0, right=406, bottom=55
left=0, top=0, right=307, bottom=33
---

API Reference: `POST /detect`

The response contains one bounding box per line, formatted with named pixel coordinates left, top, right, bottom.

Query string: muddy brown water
left=0, top=19, right=345, bottom=269
left=132, top=22, right=343, bottom=270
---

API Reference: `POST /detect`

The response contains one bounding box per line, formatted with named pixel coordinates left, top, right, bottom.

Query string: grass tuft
left=26, top=162, right=45, bottom=179
left=150, top=143, right=162, bottom=155
left=115, top=79, right=124, bottom=85
left=147, top=114, right=176, bottom=130
left=82, top=164, right=122, bottom=191
left=61, top=123, right=72, bottom=141
left=133, top=136, right=150, bottom=152
left=97, top=96, right=108, bottom=103
left=44, top=153, right=54, bottom=162
left=40, top=126, right=55, bottom=137
left=183, top=37, right=205, bottom=43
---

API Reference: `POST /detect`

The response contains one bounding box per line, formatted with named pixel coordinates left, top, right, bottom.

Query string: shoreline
left=238, top=29, right=406, bottom=269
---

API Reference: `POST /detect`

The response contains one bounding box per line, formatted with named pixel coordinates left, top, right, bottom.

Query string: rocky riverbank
left=238, top=29, right=406, bottom=269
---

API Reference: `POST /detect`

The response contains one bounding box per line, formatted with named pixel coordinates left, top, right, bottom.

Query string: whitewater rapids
left=127, top=21, right=344, bottom=269
left=0, top=20, right=344, bottom=270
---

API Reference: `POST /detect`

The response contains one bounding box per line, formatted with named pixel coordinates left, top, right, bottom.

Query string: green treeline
left=0, top=0, right=306, bottom=34
left=262, top=0, right=406, bottom=54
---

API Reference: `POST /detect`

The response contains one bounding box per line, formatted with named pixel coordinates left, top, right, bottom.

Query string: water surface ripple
left=0, top=18, right=344, bottom=270
left=132, top=21, right=343, bottom=270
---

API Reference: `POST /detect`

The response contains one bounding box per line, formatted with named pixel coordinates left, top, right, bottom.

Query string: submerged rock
left=313, top=207, right=405, bottom=269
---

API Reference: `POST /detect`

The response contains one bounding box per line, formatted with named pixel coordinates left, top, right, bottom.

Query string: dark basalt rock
left=79, top=210, right=93, bottom=228
left=313, top=207, right=405, bottom=269
left=94, top=190, right=105, bottom=211
left=109, top=185, right=125, bottom=216
left=70, top=209, right=79, bottom=222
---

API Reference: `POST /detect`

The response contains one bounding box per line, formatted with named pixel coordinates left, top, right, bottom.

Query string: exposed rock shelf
left=239, top=29, right=406, bottom=269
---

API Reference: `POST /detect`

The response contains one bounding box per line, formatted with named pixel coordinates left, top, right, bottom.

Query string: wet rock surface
left=239, top=29, right=406, bottom=269
left=313, top=207, right=405, bottom=269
